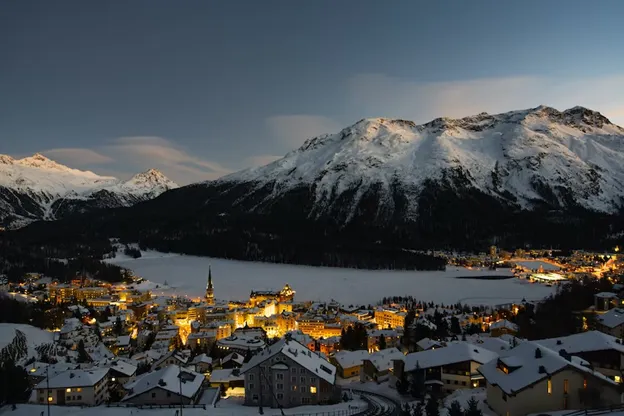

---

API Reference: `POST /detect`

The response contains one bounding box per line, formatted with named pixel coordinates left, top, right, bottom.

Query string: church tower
left=205, top=266, right=214, bottom=305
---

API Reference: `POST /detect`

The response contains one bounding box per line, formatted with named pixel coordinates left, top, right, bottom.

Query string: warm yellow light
left=30, top=368, right=36, bottom=373
left=48, top=397, right=53, bottom=402
left=615, top=246, right=620, bottom=253
left=547, top=379, right=552, bottom=394
left=310, top=386, right=317, bottom=394
left=111, top=377, right=116, bottom=382
left=615, top=376, right=622, bottom=384
left=66, top=388, right=71, bottom=393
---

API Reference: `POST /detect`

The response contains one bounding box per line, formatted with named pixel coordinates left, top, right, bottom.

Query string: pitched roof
left=222, top=352, right=245, bottom=366
left=333, top=350, right=370, bottom=369
left=417, top=338, right=443, bottom=351
left=241, top=338, right=336, bottom=384
left=478, top=341, right=618, bottom=395
left=123, top=366, right=203, bottom=401
left=209, top=368, right=244, bottom=383
left=365, top=348, right=404, bottom=372
left=597, top=308, right=624, bottom=329
left=99, top=358, right=137, bottom=377
left=191, top=353, right=213, bottom=365
left=35, top=369, right=108, bottom=389
left=535, top=330, right=624, bottom=354
left=404, top=342, right=499, bottom=372
left=490, top=319, right=519, bottom=331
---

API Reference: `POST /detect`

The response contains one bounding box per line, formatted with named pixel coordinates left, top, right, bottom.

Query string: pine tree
left=114, top=316, right=123, bottom=336
left=425, top=397, right=440, bottom=416
left=396, top=371, right=409, bottom=395
left=447, top=400, right=465, bottom=416
left=410, top=362, right=425, bottom=399
left=450, top=316, right=462, bottom=335
left=77, top=339, right=90, bottom=363
left=378, top=335, right=387, bottom=350
left=465, top=397, right=483, bottom=416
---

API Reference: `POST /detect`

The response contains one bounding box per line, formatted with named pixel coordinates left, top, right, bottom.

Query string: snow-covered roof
left=490, top=319, right=519, bottom=331
left=453, top=335, right=516, bottom=354
left=35, top=369, right=108, bottom=389
left=210, top=368, right=244, bottom=383
left=223, top=352, right=245, bottom=366
left=332, top=350, right=370, bottom=369
left=116, top=335, right=131, bottom=347
left=595, top=292, right=618, bottom=298
left=404, top=343, right=499, bottom=372
left=365, top=348, right=404, bottom=372
left=241, top=338, right=336, bottom=384
left=192, top=353, right=213, bottom=365
left=26, top=362, right=78, bottom=378
left=598, top=308, right=624, bottom=329
left=478, top=341, right=618, bottom=395
left=417, top=338, right=444, bottom=351
left=368, top=329, right=398, bottom=338
left=60, top=318, right=82, bottom=334
left=99, top=358, right=137, bottom=377
left=536, top=330, right=624, bottom=354
left=217, top=335, right=266, bottom=350
left=124, top=366, right=203, bottom=401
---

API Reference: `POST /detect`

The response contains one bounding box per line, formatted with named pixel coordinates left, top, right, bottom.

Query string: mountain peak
left=16, top=153, right=73, bottom=171
left=0, top=154, right=15, bottom=165
left=124, top=168, right=178, bottom=189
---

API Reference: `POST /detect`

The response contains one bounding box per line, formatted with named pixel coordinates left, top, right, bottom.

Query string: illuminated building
left=249, top=283, right=295, bottom=307
left=296, top=318, right=343, bottom=339
left=76, top=287, right=109, bottom=301
left=205, top=266, right=214, bottom=305
left=49, top=283, right=76, bottom=303
left=374, top=308, right=406, bottom=329
left=188, top=306, right=206, bottom=323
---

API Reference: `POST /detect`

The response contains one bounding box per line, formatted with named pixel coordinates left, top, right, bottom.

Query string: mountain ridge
left=0, top=153, right=178, bottom=228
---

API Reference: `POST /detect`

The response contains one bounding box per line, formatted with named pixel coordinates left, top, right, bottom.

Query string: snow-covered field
left=3, top=396, right=366, bottom=416
left=0, top=323, right=54, bottom=363
left=108, top=251, right=556, bottom=305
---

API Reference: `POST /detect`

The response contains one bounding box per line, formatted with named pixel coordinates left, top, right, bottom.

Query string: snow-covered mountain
left=219, top=105, right=624, bottom=222
left=0, top=153, right=177, bottom=228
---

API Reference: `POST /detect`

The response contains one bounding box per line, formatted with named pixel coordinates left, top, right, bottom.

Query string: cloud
left=107, top=136, right=234, bottom=184
left=266, top=115, right=342, bottom=148
left=347, top=73, right=624, bottom=126
left=41, top=148, right=113, bottom=165
left=245, top=154, right=282, bottom=168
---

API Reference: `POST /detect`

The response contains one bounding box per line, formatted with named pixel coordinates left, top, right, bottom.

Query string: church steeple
left=205, top=266, right=214, bottom=305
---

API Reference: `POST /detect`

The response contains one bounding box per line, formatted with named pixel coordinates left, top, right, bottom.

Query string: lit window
left=547, top=378, right=552, bottom=395
left=111, top=377, right=116, bottom=382
left=310, top=386, right=317, bottom=394
left=616, top=376, right=622, bottom=384
left=66, top=388, right=71, bottom=393
left=583, top=378, right=587, bottom=389
left=564, top=379, right=569, bottom=394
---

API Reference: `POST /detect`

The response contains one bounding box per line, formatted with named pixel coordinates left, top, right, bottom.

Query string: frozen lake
left=108, top=251, right=557, bottom=306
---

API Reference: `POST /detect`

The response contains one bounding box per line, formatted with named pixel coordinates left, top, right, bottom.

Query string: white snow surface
left=217, top=106, right=624, bottom=219
left=0, top=153, right=177, bottom=225
left=0, top=323, right=55, bottom=362
left=107, top=250, right=556, bottom=305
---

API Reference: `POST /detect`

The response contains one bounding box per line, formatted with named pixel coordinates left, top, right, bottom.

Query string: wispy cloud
left=347, top=73, right=624, bottom=126
left=266, top=115, right=342, bottom=148
left=245, top=154, right=282, bottom=168
left=41, top=148, right=113, bottom=165
left=107, top=136, right=234, bottom=183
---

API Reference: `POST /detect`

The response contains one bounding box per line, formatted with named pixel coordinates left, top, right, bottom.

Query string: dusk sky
left=2, top=0, right=624, bottom=184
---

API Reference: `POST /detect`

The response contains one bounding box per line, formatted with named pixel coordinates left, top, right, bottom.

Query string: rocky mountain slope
left=0, top=153, right=177, bottom=228
left=11, top=106, right=624, bottom=268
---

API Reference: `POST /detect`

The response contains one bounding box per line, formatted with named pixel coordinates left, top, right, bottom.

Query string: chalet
left=535, top=331, right=624, bottom=382
left=209, top=368, right=245, bottom=389
left=394, top=343, right=499, bottom=394
left=330, top=350, right=370, bottom=379
left=151, top=350, right=191, bottom=372
left=416, top=338, right=444, bottom=351
left=240, top=337, right=340, bottom=408
left=360, top=348, right=404, bottom=382
left=122, top=366, right=204, bottom=405
left=34, top=369, right=109, bottom=406
left=191, top=353, right=213, bottom=374
left=479, top=342, right=622, bottom=416
left=597, top=308, right=624, bottom=338
left=221, top=352, right=245, bottom=369
left=489, top=320, right=519, bottom=337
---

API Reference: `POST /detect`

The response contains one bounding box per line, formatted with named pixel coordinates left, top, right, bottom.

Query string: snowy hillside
left=219, top=105, right=624, bottom=221
left=0, top=323, right=55, bottom=365
left=0, top=153, right=177, bottom=228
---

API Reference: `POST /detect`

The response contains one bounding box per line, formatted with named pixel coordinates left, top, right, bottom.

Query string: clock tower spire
left=205, top=266, right=214, bottom=305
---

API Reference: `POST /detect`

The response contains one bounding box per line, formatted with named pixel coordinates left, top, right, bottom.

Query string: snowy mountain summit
left=219, top=105, right=624, bottom=221
left=0, top=154, right=177, bottom=228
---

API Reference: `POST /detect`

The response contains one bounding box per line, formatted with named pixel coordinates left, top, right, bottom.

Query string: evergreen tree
left=410, top=362, right=425, bottom=399
left=447, top=400, right=465, bottom=416
left=425, top=397, right=440, bottom=416
left=77, top=339, right=90, bottom=363
left=450, top=316, right=462, bottom=335
left=378, top=335, right=387, bottom=350
left=465, top=397, right=483, bottom=416
left=113, top=316, right=123, bottom=336
left=0, top=359, right=31, bottom=405
left=396, top=371, right=409, bottom=395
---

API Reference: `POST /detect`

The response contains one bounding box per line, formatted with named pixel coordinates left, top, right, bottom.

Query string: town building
left=205, top=266, right=214, bottom=305
left=595, top=292, right=619, bottom=312
left=34, top=369, right=110, bottom=406
left=360, top=348, right=404, bottom=382
left=394, top=343, right=499, bottom=394
left=479, top=341, right=622, bottom=416
left=489, top=319, right=519, bottom=337
left=249, top=284, right=295, bottom=307
left=374, top=308, right=406, bottom=329
left=330, top=350, right=370, bottom=379
left=191, top=353, right=213, bottom=374
left=367, top=329, right=400, bottom=352
left=217, top=334, right=266, bottom=354
left=122, top=366, right=204, bottom=405
left=597, top=308, right=624, bottom=338
left=240, top=337, right=340, bottom=408
left=209, top=368, right=245, bottom=390
left=535, top=330, right=624, bottom=382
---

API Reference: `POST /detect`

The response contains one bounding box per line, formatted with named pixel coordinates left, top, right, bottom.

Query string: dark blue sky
left=2, top=0, right=624, bottom=183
